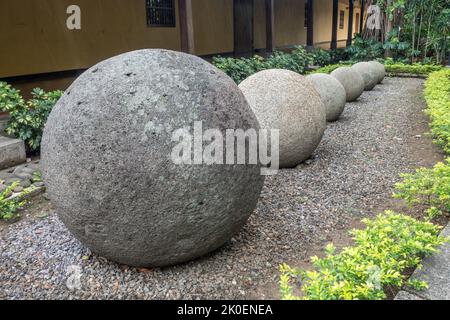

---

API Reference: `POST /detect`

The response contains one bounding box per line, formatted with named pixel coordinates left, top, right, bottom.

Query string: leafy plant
left=394, top=159, right=450, bottom=219
left=213, top=46, right=313, bottom=83
left=383, top=27, right=411, bottom=60
left=2, top=86, right=63, bottom=152
left=279, top=211, right=447, bottom=300
left=0, top=182, right=27, bottom=221
left=329, top=48, right=349, bottom=64
left=212, top=55, right=266, bottom=84
left=384, top=61, right=443, bottom=75
left=309, top=48, right=332, bottom=67
left=307, top=63, right=348, bottom=75
left=346, top=35, right=384, bottom=62
left=424, top=68, right=450, bottom=153
left=0, top=81, right=25, bottom=121
left=265, top=47, right=313, bottom=74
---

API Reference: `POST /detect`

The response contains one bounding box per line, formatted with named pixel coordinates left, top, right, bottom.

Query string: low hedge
left=384, top=63, right=443, bottom=75
left=280, top=211, right=447, bottom=300
left=393, top=69, right=450, bottom=220
left=424, top=68, right=450, bottom=153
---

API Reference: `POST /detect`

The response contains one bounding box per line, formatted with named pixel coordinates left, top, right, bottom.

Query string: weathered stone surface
left=239, top=69, right=326, bottom=168
left=41, top=49, right=265, bottom=267
left=330, top=67, right=365, bottom=102
left=351, top=62, right=378, bottom=91
left=368, top=61, right=386, bottom=83
left=0, top=136, right=26, bottom=170
left=306, top=73, right=347, bottom=122
left=394, top=291, right=423, bottom=300
left=405, top=224, right=450, bottom=300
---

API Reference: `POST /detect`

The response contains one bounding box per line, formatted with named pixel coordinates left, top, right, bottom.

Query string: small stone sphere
left=41, top=49, right=265, bottom=267
left=352, top=62, right=378, bottom=91
left=330, top=66, right=365, bottom=102
left=306, top=73, right=347, bottom=122
left=368, top=61, right=386, bottom=83
left=239, top=69, right=326, bottom=168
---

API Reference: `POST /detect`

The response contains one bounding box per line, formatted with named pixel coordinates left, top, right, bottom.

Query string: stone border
left=395, top=223, right=450, bottom=300
left=386, top=73, right=429, bottom=79
left=0, top=159, right=46, bottom=201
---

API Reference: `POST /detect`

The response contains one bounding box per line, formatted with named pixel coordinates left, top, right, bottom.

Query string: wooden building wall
left=1, top=0, right=364, bottom=87
left=0, top=0, right=184, bottom=78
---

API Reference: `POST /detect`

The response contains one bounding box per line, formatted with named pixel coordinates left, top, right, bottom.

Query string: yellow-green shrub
left=280, top=211, right=447, bottom=300
left=424, top=68, right=450, bottom=153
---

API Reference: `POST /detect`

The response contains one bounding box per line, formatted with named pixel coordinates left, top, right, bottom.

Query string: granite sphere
left=352, top=62, right=378, bottom=91
left=330, top=66, right=365, bottom=102
left=239, top=69, right=326, bottom=168
left=41, top=49, right=265, bottom=267
left=306, top=73, right=347, bottom=122
left=368, top=61, right=386, bottom=83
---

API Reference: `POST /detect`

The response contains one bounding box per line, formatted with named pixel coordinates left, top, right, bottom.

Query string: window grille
left=146, top=0, right=176, bottom=27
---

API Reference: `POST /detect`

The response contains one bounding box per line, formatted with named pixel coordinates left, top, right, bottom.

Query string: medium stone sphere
left=306, top=73, right=347, bottom=122
left=368, top=61, right=386, bottom=83
left=352, top=62, right=378, bottom=91
left=41, top=49, right=265, bottom=267
left=239, top=69, right=326, bottom=168
left=331, top=66, right=365, bottom=102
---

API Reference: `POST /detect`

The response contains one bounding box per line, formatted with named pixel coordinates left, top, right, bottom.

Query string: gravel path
left=0, top=77, right=443, bottom=300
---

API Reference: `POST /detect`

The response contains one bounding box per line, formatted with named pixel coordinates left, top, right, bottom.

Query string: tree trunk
left=385, top=0, right=394, bottom=58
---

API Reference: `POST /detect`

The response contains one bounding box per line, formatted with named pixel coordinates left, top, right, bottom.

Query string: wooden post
left=331, top=0, right=338, bottom=49
left=265, top=0, right=274, bottom=53
left=346, top=0, right=354, bottom=47
left=178, top=0, right=195, bottom=54
left=306, top=0, right=314, bottom=48
left=360, top=0, right=365, bottom=34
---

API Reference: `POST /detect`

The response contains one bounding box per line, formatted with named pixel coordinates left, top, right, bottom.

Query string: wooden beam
left=265, top=0, right=274, bottom=53
left=306, top=0, right=314, bottom=48
left=331, top=0, right=339, bottom=49
left=346, top=0, right=354, bottom=46
left=178, top=0, right=195, bottom=54
left=360, top=0, right=365, bottom=34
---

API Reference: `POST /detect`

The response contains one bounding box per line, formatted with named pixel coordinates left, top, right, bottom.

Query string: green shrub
left=279, top=211, right=447, bottom=300
left=213, top=46, right=313, bottom=83
left=0, top=182, right=27, bottom=221
left=0, top=81, right=25, bottom=118
left=394, top=159, right=450, bottom=219
left=384, top=60, right=443, bottom=75
left=307, top=63, right=348, bottom=75
left=212, top=55, right=266, bottom=84
left=345, top=35, right=384, bottom=62
left=265, top=46, right=313, bottom=74
left=309, top=48, right=332, bottom=66
left=2, top=87, right=63, bottom=152
left=424, top=68, right=450, bottom=152
left=329, top=48, right=349, bottom=63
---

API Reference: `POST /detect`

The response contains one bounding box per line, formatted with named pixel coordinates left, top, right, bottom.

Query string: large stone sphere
left=330, top=66, right=365, bottom=102
left=368, top=61, right=386, bottom=83
left=306, top=73, right=347, bottom=122
left=352, top=62, right=378, bottom=91
left=239, top=69, right=326, bottom=168
left=41, top=49, right=265, bottom=267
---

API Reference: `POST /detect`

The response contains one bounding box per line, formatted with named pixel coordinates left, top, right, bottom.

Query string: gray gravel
left=0, top=77, right=436, bottom=300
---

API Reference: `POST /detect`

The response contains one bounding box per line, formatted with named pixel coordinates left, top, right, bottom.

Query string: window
left=146, top=0, right=176, bottom=27
left=355, top=13, right=360, bottom=33
left=339, top=10, right=345, bottom=29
